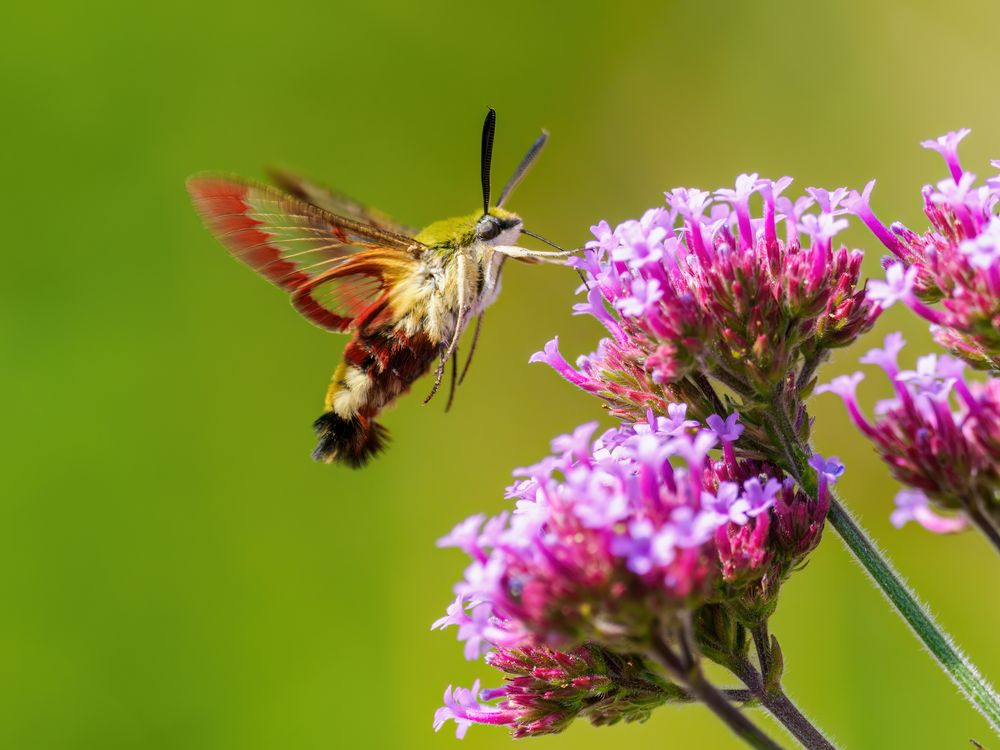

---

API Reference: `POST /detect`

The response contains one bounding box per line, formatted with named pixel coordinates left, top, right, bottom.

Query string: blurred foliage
left=2, top=1, right=999, bottom=748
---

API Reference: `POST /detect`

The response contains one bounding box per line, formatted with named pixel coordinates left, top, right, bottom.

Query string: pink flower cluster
left=533, top=175, right=878, bottom=426
left=849, top=130, right=1000, bottom=370
left=818, top=333, right=1000, bottom=537
left=433, top=410, right=834, bottom=737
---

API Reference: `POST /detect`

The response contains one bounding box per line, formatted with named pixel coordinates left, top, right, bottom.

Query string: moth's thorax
left=389, top=208, right=522, bottom=343
left=414, top=207, right=521, bottom=249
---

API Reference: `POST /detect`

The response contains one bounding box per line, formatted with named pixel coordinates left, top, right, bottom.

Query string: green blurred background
left=4, top=1, right=999, bottom=747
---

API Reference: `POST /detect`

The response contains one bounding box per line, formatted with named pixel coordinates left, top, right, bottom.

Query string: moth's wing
left=187, top=174, right=424, bottom=332
left=267, top=167, right=417, bottom=235
left=296, top=249, right=419, bottom=333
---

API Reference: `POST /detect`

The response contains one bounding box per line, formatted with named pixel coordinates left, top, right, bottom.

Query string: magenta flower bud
left=435, top=644, right=687, bottom=739
left=716, top=512, right=772, bottom=583
left=699, top=452, right=831, bottom=628
left=772, top=475, right=829, bottom=561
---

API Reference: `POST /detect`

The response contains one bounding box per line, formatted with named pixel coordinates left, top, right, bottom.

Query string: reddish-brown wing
left=187, top=175, right=424, bottom=332
left=266, top=168, right=417, bottom=236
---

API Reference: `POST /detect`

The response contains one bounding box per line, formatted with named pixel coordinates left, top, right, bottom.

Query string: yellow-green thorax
left=415, top=207, right=521, bottom=251
left=384, top=206, right=523, bottom=344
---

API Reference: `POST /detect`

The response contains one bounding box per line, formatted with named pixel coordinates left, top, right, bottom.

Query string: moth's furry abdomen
left=312, top=412, right=389, bottom=468
left=316, top=327, right=438, bottom=466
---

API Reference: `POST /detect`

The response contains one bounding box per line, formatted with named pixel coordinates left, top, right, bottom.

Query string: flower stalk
left=727, top=648, right=836, bottom=750
left=768, top=399, right=1000, bottom=735
left=825, top=498, right=1000, bottom=734
left=968, top=506, right=1000, bottom=556
left=694, top=604, right=838, bottom=750
left=649, top=622, right=785, bottom=750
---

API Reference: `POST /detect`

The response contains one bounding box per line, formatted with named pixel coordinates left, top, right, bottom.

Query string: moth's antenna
left=480, top=108, right=497, bottom=215
left=497, top=130, right=548, bottom=207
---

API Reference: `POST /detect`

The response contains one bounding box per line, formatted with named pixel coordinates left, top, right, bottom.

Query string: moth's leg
left=457, top=313, right=484, bottom=385
left=444, top=347, right=459, bottom=413
left=423, top=345, right=447, bottom=404
left=425, top=254, right=470, bottom=405
left=442, top=254, right=471, bottom=373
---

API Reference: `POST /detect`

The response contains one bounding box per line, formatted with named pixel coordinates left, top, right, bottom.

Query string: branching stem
left=649, top=626, right=784, bottom=750
left=728, top=653, right=838, bottom=750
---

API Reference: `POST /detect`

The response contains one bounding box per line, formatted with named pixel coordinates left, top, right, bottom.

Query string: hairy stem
left=674, top=688, right=757, bottom=704
left=649, top=630, right=785, bottom=750
left=751, top=623, right=772, bottom=684
left=729, top=655, right=838, bottom=750
left=768, top=401, right=1000, bottom=736
left=826, top=498, right=1000, bottom=734
left=795, top=351, right=826, bottom=400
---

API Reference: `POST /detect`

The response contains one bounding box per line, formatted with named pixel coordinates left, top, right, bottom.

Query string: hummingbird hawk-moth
left=188, top=109, right=573, bottom=467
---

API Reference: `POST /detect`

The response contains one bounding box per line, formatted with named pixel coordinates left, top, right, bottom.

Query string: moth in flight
left=188, top=109, right=574, bottom=467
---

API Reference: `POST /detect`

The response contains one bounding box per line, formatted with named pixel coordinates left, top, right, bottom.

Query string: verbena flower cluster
left=432, top=134, right=1000, bottom=745
left=433, top=412, right=833, bottom=738
left=819, top=333, right=1000, bottom=537
left=848, top=130, right=1000, bottom=370
left=823, top=130, right=1000, bottom=547
left=532, top=175, right=879, bottom=458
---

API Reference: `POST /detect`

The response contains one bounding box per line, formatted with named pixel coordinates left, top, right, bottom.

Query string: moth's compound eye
left=476, top=216, right=501, bottom=241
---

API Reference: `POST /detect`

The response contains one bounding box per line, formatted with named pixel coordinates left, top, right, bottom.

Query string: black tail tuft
left=312, top=412, right=389, bottom=468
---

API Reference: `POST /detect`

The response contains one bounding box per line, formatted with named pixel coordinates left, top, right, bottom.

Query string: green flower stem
left=729, top=652, right=839, bottom=750
left=675, top=688, right=757, bottom=704
left=825, top=498, right=1000, bottom=734
left=766, top=404, right=1000, bottom=736
left=967, top=504, right=1000, bottom=558
left=649, top=630, right=785, bottom=750
left=759, top=689, right=836, bottom=750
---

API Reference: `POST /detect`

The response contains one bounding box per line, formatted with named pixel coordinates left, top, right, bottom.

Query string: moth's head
left=475, top=207, right=522, bottom=246
left=474, top=107, right=545, bottom=243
